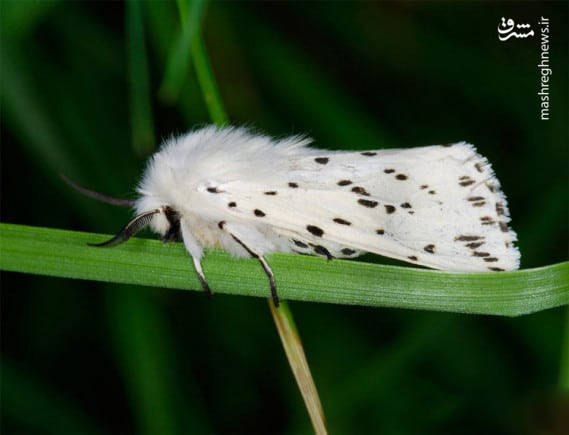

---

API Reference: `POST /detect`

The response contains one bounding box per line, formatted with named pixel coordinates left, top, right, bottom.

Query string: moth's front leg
left=180, top=219, right=213, bottom=298
left=218, top=221, right=280, bottom=307
left=190, top=256, right=212, bottom=298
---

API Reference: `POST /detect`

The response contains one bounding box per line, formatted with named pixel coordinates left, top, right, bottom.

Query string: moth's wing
left=221, top=143, right=520, bottom=272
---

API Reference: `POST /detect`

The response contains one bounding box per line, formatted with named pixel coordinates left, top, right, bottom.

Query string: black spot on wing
left=333, top=218, right=352, bottom=226
left=351, top=186, right=370, bottom=196
left=218, top=221, right=226, bottom=229
left=408, top=256, right=418, bottom=261
left=488, top=267, right=505, bottom=271
left=376, top=229, right=385, bottom=235
left=496, top=202, right=505, bottom=216
left=337, top=180, right=353, bottom=186
left=307, top=225, right=324, bottom=237
left=228, top=202, right=237, bottom=208
left=395, top=174, right=408, bottom=180
left=420, top=185, right=428, bottom=189
left=207, top=187, right=220, bottom=193
left=400, top=202, right=412, bottom=209
left=292, top=239, right=308, bottom=248
left=459, top=176, right=476, bottom=187
left=288, top=182, right=299, bottom=188
left=358, top=199, right=378, bottom=208
left=424, top=244, right=435, bottom=254
left=361, top=151, right=377, bottom=156
left=455, top=235, right=483, bottom=241
left=315, top=157, right=329, bottom=164
left=264, top=191, right=277, bottom=195
left=472, top=251, right=490, bottom=257
left=466, top=242, right=484, bottom=249
left=384, top=205, right=396, bottom=214
left=384, top=169, right=395, bottom=174
left=468, top=196, right=486, bottom=207
left=483, top=257, right=499, bottom=262
left=341, top=248, right=356, bottom=256
left=254, top=209, right=266, bottom=217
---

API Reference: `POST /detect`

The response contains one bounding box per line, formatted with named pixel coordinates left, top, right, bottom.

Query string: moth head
left=61, top=175, right=182, bottom=247
left=133, top=192, right=182, bottom=241
left=155, top=206, right=182, bottom=243
left=88, top=205, right=183, bottom=247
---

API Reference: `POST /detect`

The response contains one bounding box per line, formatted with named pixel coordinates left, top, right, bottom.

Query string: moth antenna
left=60, top=174, right=135, bottom=208
left=88, top=209, right=160, bottom=247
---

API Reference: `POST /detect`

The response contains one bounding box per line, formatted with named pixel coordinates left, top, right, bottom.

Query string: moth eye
left=162, top=219, right=182, bottom=243
left=163, top=206, right=180, bottom=222
left=160, top=206, right=182, bottom=242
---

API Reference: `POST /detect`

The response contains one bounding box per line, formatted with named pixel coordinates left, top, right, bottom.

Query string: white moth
left=66, top=126, right=520, bottom=306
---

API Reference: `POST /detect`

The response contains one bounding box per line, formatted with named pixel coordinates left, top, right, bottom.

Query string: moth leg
left=228, top=232, right=280, bottom=307
left=192, top=256, right=213, bottom=299
left=180, top=218, right=212, bottom=298
left=257, top=255, right=278, bottom=307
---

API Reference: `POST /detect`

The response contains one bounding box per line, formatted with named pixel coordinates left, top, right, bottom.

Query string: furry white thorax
left=135, top=126, right=316, bottom=259
left=134, top=125, right=520, bottom=272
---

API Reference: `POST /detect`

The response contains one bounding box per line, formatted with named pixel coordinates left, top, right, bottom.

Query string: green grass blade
left=177, top=0, right=227, bottom=126
left=269, top=301, right=327, bottom=434
left=2, top=223, right=567, bottom=316
left=159, top=0, right=206, bottom=102
left=190, top=32, right=228, bottom=125
left=144, top=1, right=210, bottom=124
left=126, top=0, right=155, bottom=156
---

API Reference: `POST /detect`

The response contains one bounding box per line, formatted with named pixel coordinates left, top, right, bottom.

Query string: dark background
left=2, top=1, right=568, bottom=434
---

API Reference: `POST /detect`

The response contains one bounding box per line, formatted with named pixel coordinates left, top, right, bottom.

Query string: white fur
left=135, top=126, right=520, bottom=272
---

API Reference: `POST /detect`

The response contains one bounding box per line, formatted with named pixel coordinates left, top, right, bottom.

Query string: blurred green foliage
left=1, top=1, right=567, bottom=434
